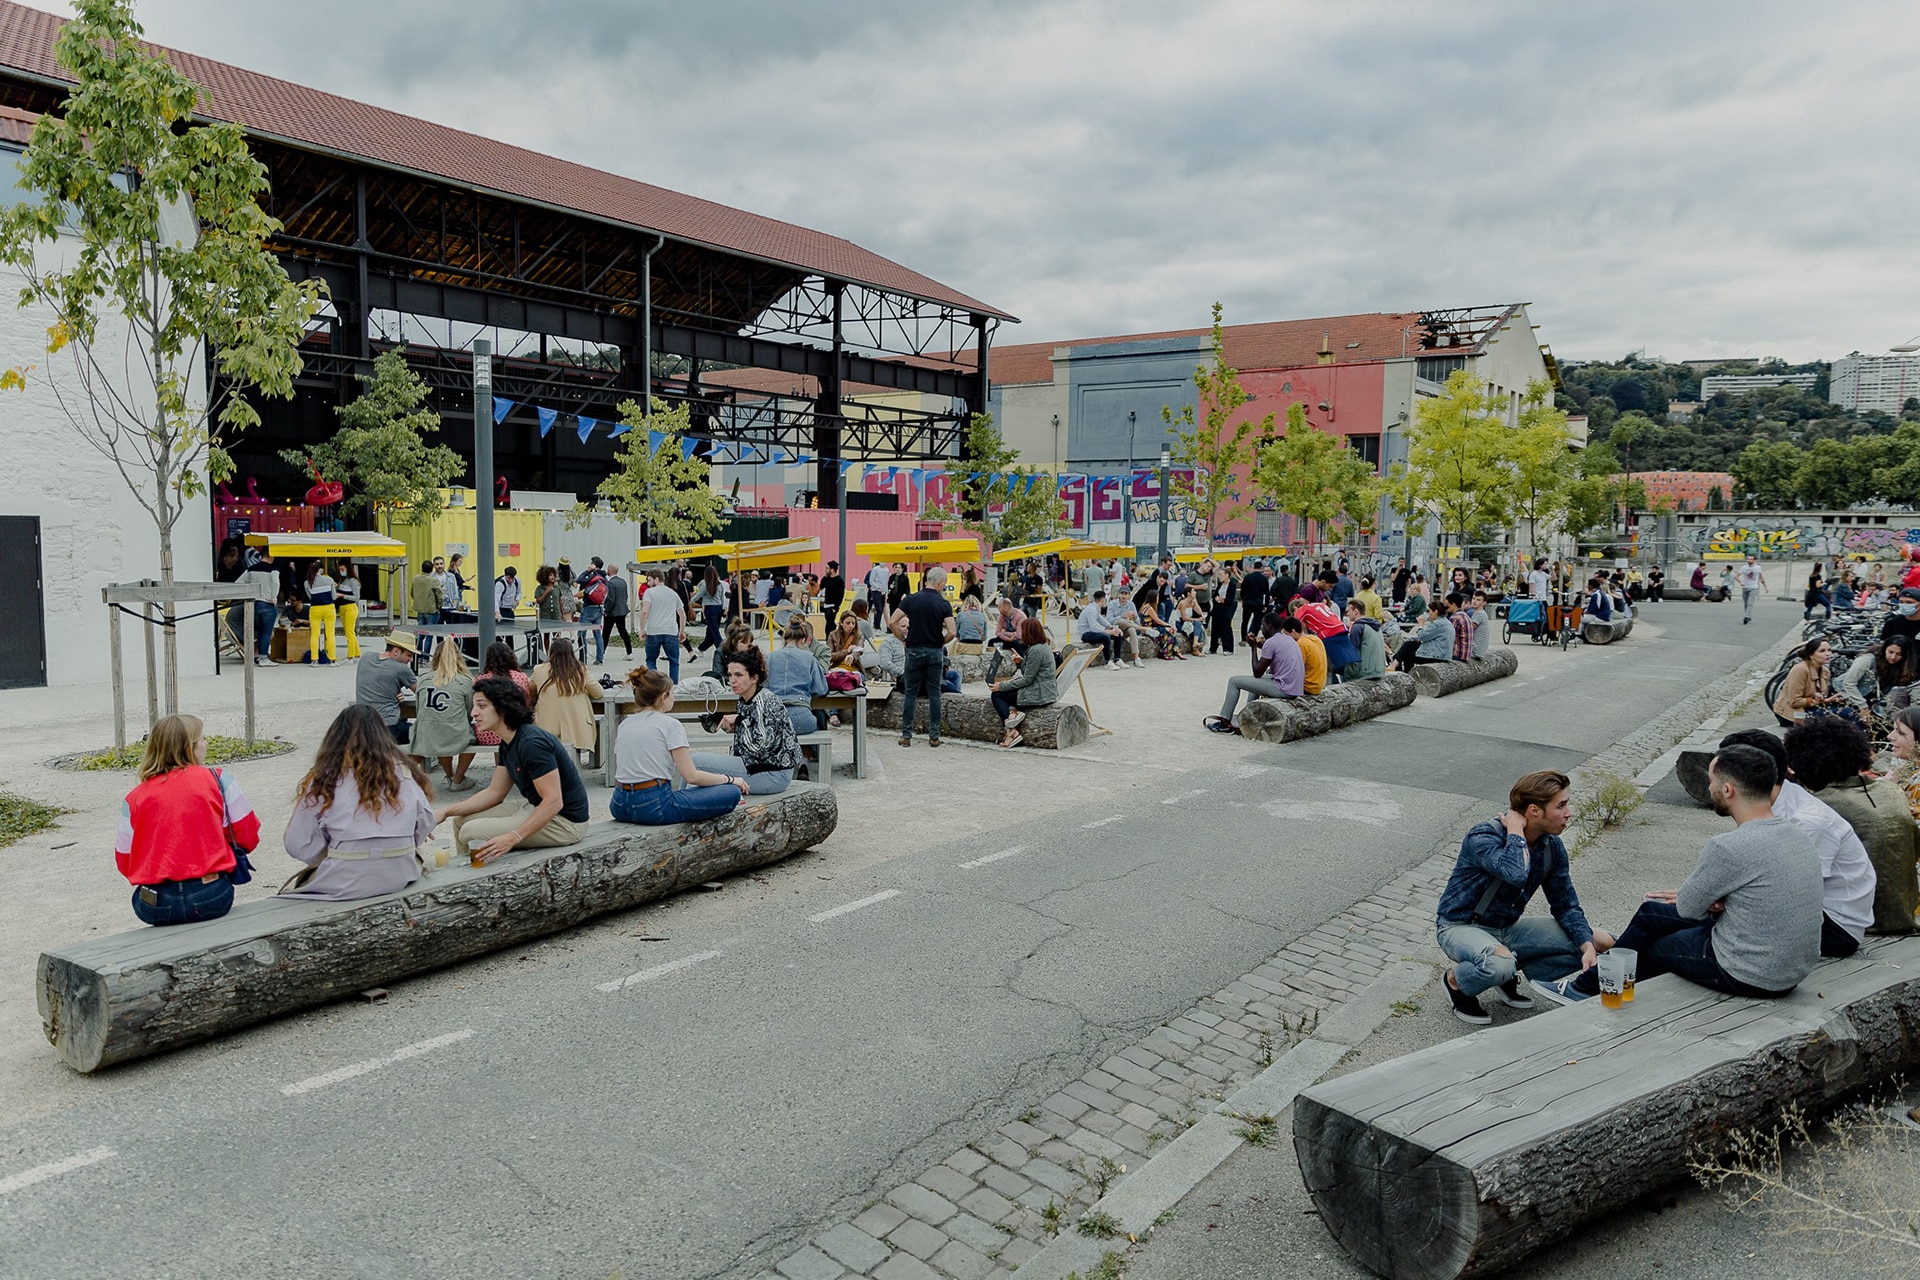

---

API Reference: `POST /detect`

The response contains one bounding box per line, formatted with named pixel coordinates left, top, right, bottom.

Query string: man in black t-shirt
left=821, top=560, right=846, bottom=629
left=898, top=566, right=957, bottom=747
left=435, top=677, right=589, bottom=863
left=1881, top=588, right=1920, bottom=646
left=1240, top=560, right=1270, bottom=643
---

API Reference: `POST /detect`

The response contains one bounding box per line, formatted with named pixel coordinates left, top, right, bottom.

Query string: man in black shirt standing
left=821, top=560, right=846, bottom=630
left=435, top=677, right=589, bottom=863
left=1271, top=560, right=1299, bottom=615
left=1240, top=558, right=1270, bottom=644
left=898, top=565, right=957, bottom=747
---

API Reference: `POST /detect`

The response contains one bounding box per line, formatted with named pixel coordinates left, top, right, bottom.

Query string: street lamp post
left=1156, top=444, right=1171, bottom=562
left=1123, top=411, right=1137, bottom=551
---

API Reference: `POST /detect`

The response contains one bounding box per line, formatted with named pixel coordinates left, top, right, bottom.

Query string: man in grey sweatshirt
left=1537, top=744, right=1822, bottom=1003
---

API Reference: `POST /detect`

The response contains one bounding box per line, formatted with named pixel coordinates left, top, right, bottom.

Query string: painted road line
left=597, top=950, right=722, bottom=993
left=1080, top=815, right=1125, bottom=829
left=809, top=889, right=901, bottom=923
left=281, top=1029, right=475, bottom=1097
left=1161, top=788, right=1209, bottom=805
left=959, top=846, right=1026, bottom=869
left=0, top=1147, right=115, bottom=1196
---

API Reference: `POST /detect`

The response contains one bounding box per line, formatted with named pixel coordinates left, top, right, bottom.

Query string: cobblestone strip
left=754, top=624, right=1804, bottom=1280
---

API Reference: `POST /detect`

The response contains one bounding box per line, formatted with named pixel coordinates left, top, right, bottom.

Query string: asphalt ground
left=0, top=592, right=1787, bottom=1279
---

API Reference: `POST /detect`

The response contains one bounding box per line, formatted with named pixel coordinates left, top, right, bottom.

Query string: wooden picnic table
left=588, top=682, right=870, bottom=785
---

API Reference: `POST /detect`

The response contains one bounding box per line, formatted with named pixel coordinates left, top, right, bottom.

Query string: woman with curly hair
left=531, top=636, right=596, bottom=754
left=281, top=704, right=434, bottom=900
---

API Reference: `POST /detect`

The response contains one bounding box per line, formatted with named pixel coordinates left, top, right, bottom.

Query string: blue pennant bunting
left=967, top=471, right=984, bottom=483
left=647, top=429, right=665, bottom=454
left=838, top=459, right=859, bottom=476
left=579, top=415, right=599, bottom=442
left=794, top=452, right=812, bottom=466
left=680, top=438, right=699, bottom=461
left=492, top=396, right=515, bottom=425
left=909, top=468, right=927, bottom=489
left=536, top=406, right=557, bottom=438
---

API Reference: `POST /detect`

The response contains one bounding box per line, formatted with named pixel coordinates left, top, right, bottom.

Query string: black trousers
left=1241, top=602, right=1265, bottom=640
left=602, top=612, right=633, bottom=656
left=1209, top=606, right=1236, bottom=653
left=1391, top=640, right=1451, bottom=668
left=1821, top=913, right=1861, bottom=958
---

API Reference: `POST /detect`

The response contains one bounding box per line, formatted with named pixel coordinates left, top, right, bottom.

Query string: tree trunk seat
left=1581, top=615, right=1634, bottom=644
left=1293, top=936, right=1920, bottom=1280
left=36, top=785, right=838, bottom=1073
left=866, top=689, right=1090, bottom=748
left=1411, top=649, right=1518, bottom=698
left=1234, top=673, right=1416, bottom=742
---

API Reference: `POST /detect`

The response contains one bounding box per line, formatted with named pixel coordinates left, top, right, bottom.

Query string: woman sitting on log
left=610, top=668, right=750, bottom=825
left=694, top=646, right=802, bottom=794
left=530, top=637, right=597, bottom=756
left=409, top=639, right=477, bottom=792
left=282, top=704, right=434, bottom=900
left=1388, top=601, right=1455, bottom=672
left=115, top=714, right=261, bottom=926
left=990, top=617, right=1057, bottom=749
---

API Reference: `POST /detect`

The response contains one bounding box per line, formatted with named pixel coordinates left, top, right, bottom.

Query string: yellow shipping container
left=390, top=490, right=546, bottom=615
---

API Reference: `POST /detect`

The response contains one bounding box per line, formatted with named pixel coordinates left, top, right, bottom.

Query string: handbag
left=983, top=649, right=1006, bottom=684
left=826, top=668, right=864, bottom=691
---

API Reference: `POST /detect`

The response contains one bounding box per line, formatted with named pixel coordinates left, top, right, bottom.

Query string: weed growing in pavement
left=1040, top=1199, right=1065, bottom=1234
left=1084, top=1155, right=1126, bottom=1197
left=1391, top=1000, right=1422, bottom=1018
left=1574, top=769, right=1644, bottom=832
left=1230, top=1111, right=1280, bottom=1147
left=1064, top=1252, right=1129, bottom=1280
left=1154, top=1207, right=1177, bottom=1227
left=1257, top=1031, right=1275, bottom=1067
left=0, top=792, right=71, bottom=848
left=1077, top=1210, right=1122, bottom=1239
left=1017, top=1109, right=1041, bottom=1124
left=994, top=1221, right=1018, bottom=1236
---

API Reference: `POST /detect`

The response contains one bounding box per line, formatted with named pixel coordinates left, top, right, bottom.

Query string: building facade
left=1829, top=354, right=1920, bottom=416
left=1700, top=372, right=1820, bottom=398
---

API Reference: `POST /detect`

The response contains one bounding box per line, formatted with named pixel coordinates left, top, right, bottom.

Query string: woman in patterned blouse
left=692, top=645, right=802, bottom=794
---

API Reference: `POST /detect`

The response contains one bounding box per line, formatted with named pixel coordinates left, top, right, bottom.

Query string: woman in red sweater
left=115, top=714, right=262, bottom=926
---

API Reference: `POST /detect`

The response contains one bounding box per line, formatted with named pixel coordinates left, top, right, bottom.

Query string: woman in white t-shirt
left=609, top=668, right=749, bottom=825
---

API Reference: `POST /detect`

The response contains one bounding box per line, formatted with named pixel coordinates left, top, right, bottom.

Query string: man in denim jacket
left=1436, top=769, right=1616, bottom=1024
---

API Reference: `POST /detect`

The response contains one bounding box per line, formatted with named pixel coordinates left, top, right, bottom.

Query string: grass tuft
left=0, top=792, right=71, bottom=848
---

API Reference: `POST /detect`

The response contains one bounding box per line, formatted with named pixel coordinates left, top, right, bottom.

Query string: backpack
left=581, top=570, right=608, bottom=606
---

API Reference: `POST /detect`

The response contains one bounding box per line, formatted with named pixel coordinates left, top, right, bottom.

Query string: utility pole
left=474, top=337, right=495, bottom=658
left=1123, top=411, right=1137, bottom=550
left=1155, top=444, right=1171, bottom=562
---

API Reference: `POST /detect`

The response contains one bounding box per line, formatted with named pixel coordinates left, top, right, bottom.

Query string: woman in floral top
left=692, top=645, right=800, bottom=794
left=1887, top=706, right=1920, bottom=824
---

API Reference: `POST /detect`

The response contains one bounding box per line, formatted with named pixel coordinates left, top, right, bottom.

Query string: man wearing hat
left=356, top=632, right=420, bottom=745
left=1883, top=587, right=1920, bottom=647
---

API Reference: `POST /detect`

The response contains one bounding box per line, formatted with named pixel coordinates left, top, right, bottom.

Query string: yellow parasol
left=990, top=537, right=1074, bottom=564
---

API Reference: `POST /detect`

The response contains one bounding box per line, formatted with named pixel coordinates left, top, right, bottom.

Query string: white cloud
left=24, top=0, right=1920, bottom=360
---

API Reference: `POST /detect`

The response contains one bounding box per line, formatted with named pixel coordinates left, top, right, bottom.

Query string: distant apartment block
left=1829, top=354, right=1920, bottom=415
left=1700, top=372, right=1820, bottom=399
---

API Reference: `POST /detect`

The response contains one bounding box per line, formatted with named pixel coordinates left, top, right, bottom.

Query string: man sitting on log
left=433, top=677, right=590, bottom=864
left=1469, top=591, right=1493, bottom=660
left=1206, top=611, right=1300, bottom=735
left=1536, top=745, right=1822, bottom=1004
left=1438, top=770, right=1612, bottom=1024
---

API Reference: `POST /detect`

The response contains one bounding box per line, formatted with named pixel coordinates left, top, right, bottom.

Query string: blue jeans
left=610, top=780, right=741, bottom=824
left=645, top=634, right=681, bottom=683
left=700, top=604, right=723, bottom=651
left=131, top=874, right=234, bottom=926
left=691, top=751, right=792, bottom=795
left=1080, top=631, right=1116, bottom=662
left=1436, top=915, right=1584, bottom=997
left=784, top=704, right=823, bottom=736
left=254, top=602, right=278, bottom=655
left=415, top=610, right=441, bottom=656
left=900, top=646, right=946, bottom=740
left=579, top=605, right=605, bottom=661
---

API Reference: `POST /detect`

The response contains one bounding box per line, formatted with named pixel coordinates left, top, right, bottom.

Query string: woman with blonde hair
left=530, top=636, right=597, bottom=754
left=409, top=639, right=477, bottom=790
left=115, top=714, right=261, bottom=926
left=282, top=705, right=435, bottom=900
left=610, top=667, right=749, bottom=825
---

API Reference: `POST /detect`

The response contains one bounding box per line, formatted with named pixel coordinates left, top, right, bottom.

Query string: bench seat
left=865, top=689, right=1091, bottom=749
left=1581, top=614, right=1634, bottom=644
left=36, top=785, right=839, bottom=1073
left=1411, top=649, right=1518, bottom=698
left=1234, top=673, right=1417, bottom=742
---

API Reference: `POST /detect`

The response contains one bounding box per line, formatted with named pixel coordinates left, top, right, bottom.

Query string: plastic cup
left=468, top=838, right=488, bottom=868
left=432, top=845, right=449, bottom=869
left=1597, top=949, right=1637, bottom=1009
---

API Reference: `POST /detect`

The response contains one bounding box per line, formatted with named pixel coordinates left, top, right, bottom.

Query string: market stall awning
left=631, top=542, right=740, bottom=566
left=855, top=538, right=982, bottom=565
left=990, top=537, right=1074, bottom=564
left=729, top=537, right=822, bottom=571
left=243, top=531, right=410, bottom=561
left=1172, top=546, right=1290, bottom=564
left=1056, top=540, right=1133, bottom=562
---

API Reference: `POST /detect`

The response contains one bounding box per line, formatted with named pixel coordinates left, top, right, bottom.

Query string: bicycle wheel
left=1503, top=622, right=1514, bottom=646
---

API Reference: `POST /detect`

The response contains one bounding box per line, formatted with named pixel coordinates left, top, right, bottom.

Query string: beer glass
left=1597, top=949, right=1637, bottom=1008
left=468, top=838, right=489, bottom=868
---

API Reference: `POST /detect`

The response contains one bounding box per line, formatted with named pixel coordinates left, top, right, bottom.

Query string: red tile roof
left=0, top=0, right=1013, bottom=321
left=0, top=100, right=31, bottom=144
left=990, top=311, right=1442, bottom=384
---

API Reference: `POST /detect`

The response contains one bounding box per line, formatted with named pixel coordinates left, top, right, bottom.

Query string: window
left=1416, top=355, right=1466, bottom=383
left=1347, top=434, right=1381, bottom=470
left=0, top=144, right=28, bottom=211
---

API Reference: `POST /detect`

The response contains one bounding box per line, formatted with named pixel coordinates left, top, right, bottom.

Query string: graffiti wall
left=1685, top=517, right=1920, bottom=561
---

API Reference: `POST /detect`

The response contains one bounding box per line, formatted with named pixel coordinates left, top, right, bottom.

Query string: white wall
left=0, top=243, right=212, bottom=687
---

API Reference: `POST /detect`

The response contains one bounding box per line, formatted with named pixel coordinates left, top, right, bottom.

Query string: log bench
left=1580, top=614, right=1634, bottom=645
left=36, top=785, right=839, bottom=1073
left=866, top=689, right=1091, bottom=749
left=1293, top=935, right=1920, bottom=1280
left=1234, top=672, right=1416, bottom=743
left=1410, top=649, right=1518, bottom=698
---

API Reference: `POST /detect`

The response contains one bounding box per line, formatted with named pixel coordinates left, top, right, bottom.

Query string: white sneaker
left=253, top=656, right=276, bottom=666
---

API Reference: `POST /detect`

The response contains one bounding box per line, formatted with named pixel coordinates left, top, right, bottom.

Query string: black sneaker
left=1494, top=977, right=1534, bottom=1009
left=1445, top=974, right=1491, bottom=1025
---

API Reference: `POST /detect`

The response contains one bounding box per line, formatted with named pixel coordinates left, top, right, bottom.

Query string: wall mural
left=1686, top=519, right=1920, bottom=560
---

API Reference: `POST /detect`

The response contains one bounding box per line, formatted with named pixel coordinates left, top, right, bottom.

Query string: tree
left=578, top=397, right=725, bottom=542
left=1251, top=404, right=1379, bottom=551
left=1732, top=440, right=1803, bottom=508
left=280, top=348, right=465, bottom=527
left=1387, top=370, right=1511, bottom=554
left=1506, top=381, right=1576, bottom=554
left=1870, top=423, right=1920, bottom=506
left=1606, top=410, right=1661, bottom=476
left=925, top=413, right=1065, bottom=552
left=1707, top=485, right=1727, bottom=511
left=0, top=0, right=324, bottom=708
left=1561, top=440, right=1638, bottom=538
left=1161, top=302, right=1259, bottom=552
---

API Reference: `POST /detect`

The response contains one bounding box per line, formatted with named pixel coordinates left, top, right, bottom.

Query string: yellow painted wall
left=392, top=490, right=545, bottom=614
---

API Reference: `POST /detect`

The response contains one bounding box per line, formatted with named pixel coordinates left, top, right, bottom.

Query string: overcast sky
left=27, top=0, right=1920, bottom=362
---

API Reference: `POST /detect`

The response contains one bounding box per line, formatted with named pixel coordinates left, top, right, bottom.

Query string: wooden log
left=1410, top=649, right=1518, bottom=698
left=866, top=689, right=1090, bottom=749
left=1581, top=616, right=1634, bottom=645
left=1676, top=748, right=1715, bottom=806
left=36, top=785, right=838, bottom=1073
left=1293, top=936, right=1920, bottom=1280
left=1235, top=673, right=1416, bottom=743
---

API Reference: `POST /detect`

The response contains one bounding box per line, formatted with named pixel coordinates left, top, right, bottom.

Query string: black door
left=0, top=516, right=47, bottom=688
